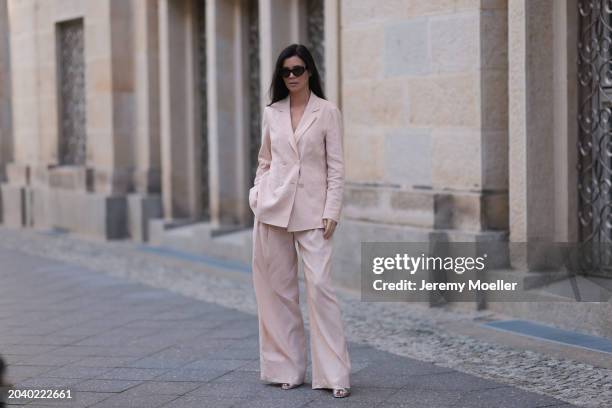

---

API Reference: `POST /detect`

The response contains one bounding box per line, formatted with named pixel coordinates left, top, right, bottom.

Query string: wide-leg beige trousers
left=251, top=219, right=351, bottom=389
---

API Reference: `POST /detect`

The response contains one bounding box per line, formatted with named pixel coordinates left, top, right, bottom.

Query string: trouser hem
left=312, top=383, right=351, bottom=390
left=260, top=373, right=305, bottom=385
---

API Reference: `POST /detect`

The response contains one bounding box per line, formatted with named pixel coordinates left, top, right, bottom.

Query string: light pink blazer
left=248, top=91, right=345, bottom=232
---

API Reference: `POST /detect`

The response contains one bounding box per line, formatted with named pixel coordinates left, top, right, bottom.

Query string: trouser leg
left=295, top=228, right=351, bottom=389
left=251, top=220, right=307, bottom=384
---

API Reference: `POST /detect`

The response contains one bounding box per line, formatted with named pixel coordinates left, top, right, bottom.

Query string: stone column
left=1, top=0, right=38, bottom=228
left=509, top=0, right=578, bottom=248
left=324, top=0, right=341, bottom=104
left=158, top=0, right=202, bottom=221
left=128, top=0, right=163, bottom=242
left=206, top=0, right=250, bottom=226
left=259, top=0, right=299, bottom=108
left=0, top=0, right=10, bottom=224
left=132, top=0, right=161, bottom=195
left=85, top=0, right=136, bottom=195
left=0, top=0, right=12, bottom=183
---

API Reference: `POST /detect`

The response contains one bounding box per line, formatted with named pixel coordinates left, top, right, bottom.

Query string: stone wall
left=339, top=0, right=509, bottom=236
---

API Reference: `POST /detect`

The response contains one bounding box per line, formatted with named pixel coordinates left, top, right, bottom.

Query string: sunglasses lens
left=281, top=66, right=307, bottom=78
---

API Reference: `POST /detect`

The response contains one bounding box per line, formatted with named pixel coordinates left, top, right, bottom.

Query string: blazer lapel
left=278, top=91, right=321, bottom=158
left=293, top=92, right=321, bottom=146
left=278, top=97, right=298, bottom=157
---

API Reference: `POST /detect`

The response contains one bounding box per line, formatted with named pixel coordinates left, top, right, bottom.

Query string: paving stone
left=455, top=386, right=568, bottom=408
left=184, top=381, right=263, bottom=398
left=253, top=383, right=316, bottom=400
left=10, top=354, right=84, bottom=367
left=302, top=398, right=373, bottom=408
left=384, top=388, right=466, bottom=406
left=124, top=355, right=199, bottom=370
left=71, top=356, right=143, bottom=368
left=207, top=370, right=265, bottom=384
left=94, top=367, right=171, bottom=381
left=87, top=391, right=177, bottom=408
left=311, top=385, right=400, bottom=404
left=181, top=358, right=253, bottom=371
left=244, top=399, right=317, bottom=408
left=121, top=381, right=203, bottom=396
left=71, top=379, right=144, bottom=393
left=0, top=236, right=588, bottom=408
left=5, top=365, right=61, bottom=380
left=395, top=371, right=506, bottom=392
left=234, top=360, right=261, bottom=372
left=151, top=368, right=229, bottom=382
left=10, top=391, right=115, bottom=407
left=37, top=366, right=115, bottom=380
left=157, top=394, right=242, bottom=407
left=10, top=376, right=82, bottom=390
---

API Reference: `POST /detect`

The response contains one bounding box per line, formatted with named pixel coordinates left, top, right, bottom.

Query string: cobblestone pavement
left=0, top=226, right=606, bottom=407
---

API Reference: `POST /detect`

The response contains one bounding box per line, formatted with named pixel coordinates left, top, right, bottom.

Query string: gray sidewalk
left=0, top=247, right=576, bottom=408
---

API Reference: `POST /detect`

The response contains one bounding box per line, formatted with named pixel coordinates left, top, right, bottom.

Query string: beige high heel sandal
left=281, top=382, right=302, bottom=390
left=333, top=387, right=351, bottom=398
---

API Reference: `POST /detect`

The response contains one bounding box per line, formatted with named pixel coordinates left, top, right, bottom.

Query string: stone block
left=0, top=183, right=25, bottom=227
left=407, top=0, right=480, bottom=16
left=481, top=0, right=508, bottom=10
left=127, top=193, right=163, bottom=242
left=342, top=26, right=383, bottom=79
left=105, top=194, right=127, bottom=239
left=482, top=69, right=508, bottom=131
left=384, top=17, right=430, bottom=76
left=483, top=192, right=509, bottom=230
left=344, top=126, right=385, bottom=181
left=389, top=189, right=437, bottom=227
left=6, top=162, right=30, bottom=185
left=343, top=185, right=449, bottom=229
left=94, top=167, right=133, bottom=195
left=332, top=219, right=431, bottom=291
left=481, top=130, right=508, bottom=189
left=47, top=166, right=93, bottom=190
left=407, top=74, right=479, bottom=127
left=481, top=9, right=508, bottom=70
left=342, top=0, right=410, bottom=27
left=384, top=128, right=432, bottom=187
left=31, top=185, right=50, bottom=230
left=344, top=79, right=406, bottom=128
left=431, top=129, right=482, bottom=190
left=30, top=187, right=128, bottom=240
left=441, top=192, right=483, bottom=231
left=430, top=12, right=479, bottom=73
left=148, top=220, right=253, bottom=266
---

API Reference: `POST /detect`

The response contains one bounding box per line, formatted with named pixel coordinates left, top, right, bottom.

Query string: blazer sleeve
left=254, top=107, right=272, bottom=187
left=322, top=105, right=345, bottom=223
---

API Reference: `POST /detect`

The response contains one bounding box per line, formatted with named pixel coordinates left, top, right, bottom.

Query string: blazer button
left=298, top=183, right=304, bottom=188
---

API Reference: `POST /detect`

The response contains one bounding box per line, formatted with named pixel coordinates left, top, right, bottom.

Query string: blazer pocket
left=248, top=185, right=258, bottom=211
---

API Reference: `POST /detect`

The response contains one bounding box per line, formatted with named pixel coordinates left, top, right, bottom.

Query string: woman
left=249, top=44, right=351, bottom=398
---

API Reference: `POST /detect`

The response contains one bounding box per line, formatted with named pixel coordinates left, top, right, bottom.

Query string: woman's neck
left=289, top=88, right=311, bottom=107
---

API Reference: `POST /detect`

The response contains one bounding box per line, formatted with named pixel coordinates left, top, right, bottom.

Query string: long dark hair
left=267, top=44, right=326, bottom=106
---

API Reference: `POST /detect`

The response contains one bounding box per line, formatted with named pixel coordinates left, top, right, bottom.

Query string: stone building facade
left=0, top=0, right=610, bottom=336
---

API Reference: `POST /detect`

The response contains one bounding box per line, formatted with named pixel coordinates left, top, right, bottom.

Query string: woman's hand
left=322, top=218, right=337, bottom=239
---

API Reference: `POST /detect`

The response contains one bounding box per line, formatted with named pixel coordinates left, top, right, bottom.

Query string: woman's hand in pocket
left=322, top=218, right=337, bottom=239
